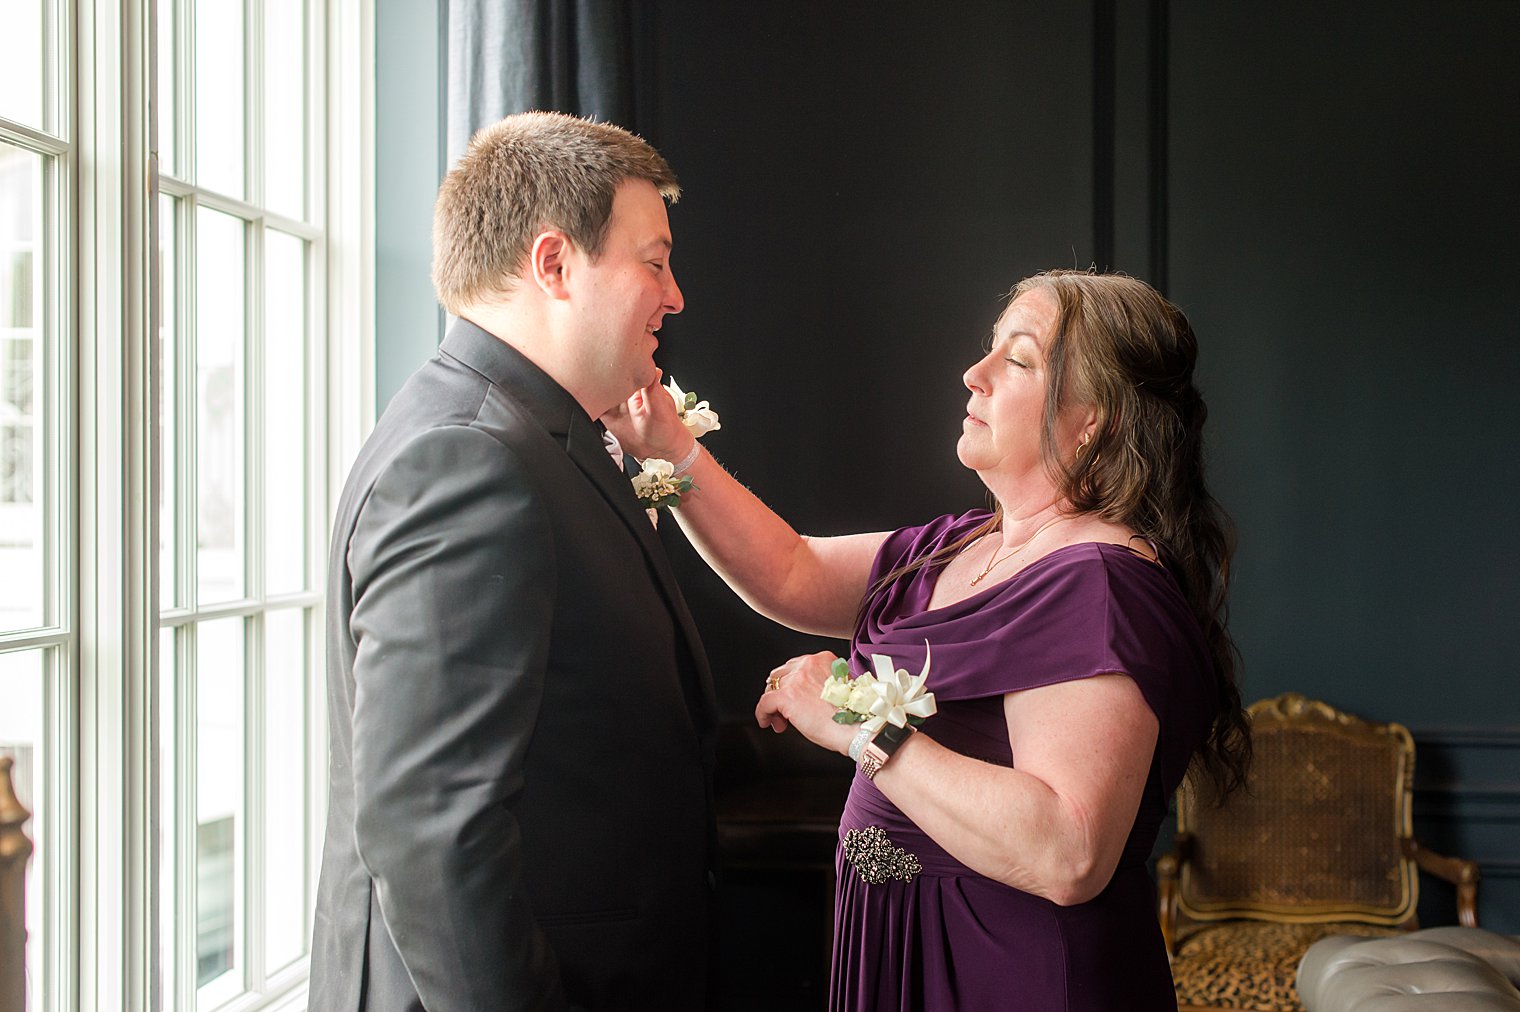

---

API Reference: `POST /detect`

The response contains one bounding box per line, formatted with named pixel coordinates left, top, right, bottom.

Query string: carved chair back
left=1177, top=692, right=1418, bottom=926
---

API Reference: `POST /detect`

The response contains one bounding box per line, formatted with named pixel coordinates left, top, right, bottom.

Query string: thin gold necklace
left=969, top=515, right=1067, bottom=587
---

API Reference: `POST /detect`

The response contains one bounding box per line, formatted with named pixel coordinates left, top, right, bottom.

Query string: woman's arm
left=606, top=378, right=888, bottom=638
left=877, top=675, right=1158, bottom=904
left=758, top=658, right=1158, bottom=905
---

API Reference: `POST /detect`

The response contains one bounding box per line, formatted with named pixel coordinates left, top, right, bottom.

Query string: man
left=310, top=112, right=717, bottom=1012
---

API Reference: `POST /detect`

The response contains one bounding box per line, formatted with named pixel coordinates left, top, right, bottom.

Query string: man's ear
left=529, top=230, right=573, bottom=299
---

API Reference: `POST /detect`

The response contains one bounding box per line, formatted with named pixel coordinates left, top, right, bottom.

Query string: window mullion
left=248, top=0, right=263, bottom=211
left=75, top=0, right=154, bottom=1009
left=244, top=611, right=265, bottom=994
left=171, top=193, right=191, bottom=617
left=44, top=146, right=71, bottom=645
left=178, top=0, right=194, bottom=188
left=173, top=623, right=196, bottom=1012
left=180, top=191, right=197, bottom=615
left=245, top=208, right=267, bottom=991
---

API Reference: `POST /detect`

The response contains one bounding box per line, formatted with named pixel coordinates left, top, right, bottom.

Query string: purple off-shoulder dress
left=830, top=512, right=1219, bottom=1012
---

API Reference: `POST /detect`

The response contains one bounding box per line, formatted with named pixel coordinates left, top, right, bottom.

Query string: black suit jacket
left=310, top=320, right=718, bottom=1011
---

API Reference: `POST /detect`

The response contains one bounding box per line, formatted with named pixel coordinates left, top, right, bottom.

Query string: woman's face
left=958, top=287, right=1091, bottom=488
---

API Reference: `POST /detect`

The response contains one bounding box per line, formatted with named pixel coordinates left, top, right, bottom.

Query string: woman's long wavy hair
left=872, top=270, right=1250, bottom=800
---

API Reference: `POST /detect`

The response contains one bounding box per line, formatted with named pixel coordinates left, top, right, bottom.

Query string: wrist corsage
left=666, top=376, right=721, bottom=437
left=821, top=645, right=937, bottom=733
left=631, top=377, right=720, bottom=526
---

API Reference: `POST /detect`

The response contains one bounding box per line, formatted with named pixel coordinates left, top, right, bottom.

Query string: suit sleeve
left=346, top=424, right=568, bottom=1012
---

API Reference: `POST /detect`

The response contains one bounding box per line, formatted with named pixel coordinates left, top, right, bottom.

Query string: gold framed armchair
left=1157, top=693, right=1480, bottom=1012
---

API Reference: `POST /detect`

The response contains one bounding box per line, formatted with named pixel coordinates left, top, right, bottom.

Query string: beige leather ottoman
left=1297, top=927, right=1520, bottom=1011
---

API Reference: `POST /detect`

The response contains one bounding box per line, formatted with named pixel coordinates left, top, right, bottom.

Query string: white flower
left=630, top=458, right=675, bottom=498
left=631, top=457, right=693, bottom=512
left=821, top=679, right=854, bottom=708
left=665, top=376, right=721, bottom=437
left=843, top=675, right=879, bottom=714
left=682, top=402, right=721, bottom=436
left=861, top=647, right=937, bottom=733
left=636, top=457, right=674, bottom=481
left=819, top=645, right=936, bottom=733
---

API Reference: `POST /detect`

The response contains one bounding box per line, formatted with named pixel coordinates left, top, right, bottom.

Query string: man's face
left=564, top=179, right=683, bottom=415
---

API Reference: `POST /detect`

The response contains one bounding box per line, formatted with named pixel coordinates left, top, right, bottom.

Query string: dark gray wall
left=374, top=0, right=1520, bottom=941
left=646, top=0, right=1104, bottom=700
left=1163, top=1, right=1520, bottom=927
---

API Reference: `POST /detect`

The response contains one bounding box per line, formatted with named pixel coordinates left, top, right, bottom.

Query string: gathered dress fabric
left=830, top=511, right=1219, bottom=1011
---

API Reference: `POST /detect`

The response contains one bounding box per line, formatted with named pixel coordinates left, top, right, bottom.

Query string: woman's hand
left=755, top=652, right=858, bottom=757
left=601, top=376, right=694, bottom=464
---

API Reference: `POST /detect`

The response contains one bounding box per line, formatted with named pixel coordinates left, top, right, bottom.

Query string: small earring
left=1078, top=433, right=1092, bottom=453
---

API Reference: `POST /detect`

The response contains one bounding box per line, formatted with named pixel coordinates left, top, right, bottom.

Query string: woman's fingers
left=754, top=688, right=791, bottom=733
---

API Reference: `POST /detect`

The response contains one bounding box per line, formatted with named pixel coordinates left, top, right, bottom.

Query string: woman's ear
left=1078, top=404, right=1103, bottom=445
left=528, top=230, right=572, bottom=299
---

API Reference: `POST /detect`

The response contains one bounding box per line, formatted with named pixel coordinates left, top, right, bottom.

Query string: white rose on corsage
left=665, top=377, right=721, bottom=437
left=631, top=457, right=693, bottom=517
left=822, top=644, right=937, bottom=733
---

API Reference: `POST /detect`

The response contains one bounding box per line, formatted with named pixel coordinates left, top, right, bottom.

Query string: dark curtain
left=447, top=0, right=654, bottom=165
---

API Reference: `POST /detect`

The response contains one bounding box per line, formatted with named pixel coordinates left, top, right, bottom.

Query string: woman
left=607, top=270, right=1250, bottom=1011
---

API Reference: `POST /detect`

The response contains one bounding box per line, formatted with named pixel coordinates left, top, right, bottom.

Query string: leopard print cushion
left=1171, top=921, right=1399, bottom=1011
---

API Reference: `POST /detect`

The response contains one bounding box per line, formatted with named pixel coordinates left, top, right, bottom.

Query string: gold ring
left=766, top=674, right=782, bottom=692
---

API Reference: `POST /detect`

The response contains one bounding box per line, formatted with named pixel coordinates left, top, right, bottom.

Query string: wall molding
left=1147, top=0, right=1169, bottom=294
left=1411, top=727, right=1520, bottom=749
left=1092, top=0, right=1116, bottom=270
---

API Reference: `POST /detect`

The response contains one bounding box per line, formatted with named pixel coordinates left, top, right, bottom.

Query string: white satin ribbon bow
left=862, top=644, right=937, bottom=733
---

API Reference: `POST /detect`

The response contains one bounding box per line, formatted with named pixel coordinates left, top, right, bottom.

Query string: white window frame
left=0, top=0, right=373, bottom=1009
left=1, top=1, right=78, bottom=1010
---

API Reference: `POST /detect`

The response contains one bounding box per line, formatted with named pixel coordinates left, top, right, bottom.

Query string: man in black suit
left=310, top=112, right=716, bottom=1011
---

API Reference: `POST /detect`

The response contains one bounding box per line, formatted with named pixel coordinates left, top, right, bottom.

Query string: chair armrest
left=1155, top=832, right=1193, bottom=958
left=1402, top=836, right=1481, bottom=928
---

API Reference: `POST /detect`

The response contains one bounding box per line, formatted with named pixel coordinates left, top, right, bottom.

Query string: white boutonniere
left=631, top=457, right=694, bottom=512
left=822, top=645, right=937, bottom=733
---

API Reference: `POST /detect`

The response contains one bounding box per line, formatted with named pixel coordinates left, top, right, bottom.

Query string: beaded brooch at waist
left=839, top=780, right=973, bottom=879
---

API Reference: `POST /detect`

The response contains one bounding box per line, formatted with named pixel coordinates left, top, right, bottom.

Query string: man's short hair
left=431, top=111, right=680, bottom=315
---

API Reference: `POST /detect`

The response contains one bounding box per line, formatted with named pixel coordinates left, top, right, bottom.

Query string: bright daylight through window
left=1, top=0, right=366, bottom=1009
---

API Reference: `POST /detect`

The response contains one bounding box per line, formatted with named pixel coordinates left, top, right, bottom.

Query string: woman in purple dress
left=607, top=270, right=1250, bottom=1011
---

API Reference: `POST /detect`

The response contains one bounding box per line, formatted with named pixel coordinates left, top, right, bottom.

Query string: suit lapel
left=564, top=413, right=717, bottom=728
left=438, top=320, right=716, bottom=736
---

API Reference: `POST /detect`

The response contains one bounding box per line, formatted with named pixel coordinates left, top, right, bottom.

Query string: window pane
left=157, top=0, right=177, bottom=175
left=0, top=0, right=44, bottom=128
left=262, top=608, right=306, bottom=970
left=159, top=195, right=178, bottom=610
left=196, top=618, right=244, bottom=998
left=263, top=230, right=305, bottom=595
left=0, top=649, right=46, bottom=1012
left=195, top=208, right=245, bottom=604
left=0, top=142, right=46, bottom=632
left=264, top=0, right=306, bottom=219
left=195, top=0, right=245, bottom=198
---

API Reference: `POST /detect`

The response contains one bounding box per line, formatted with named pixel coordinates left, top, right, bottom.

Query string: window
left=1, top=2, right=72, bottom=1008
left=0, top=0, right=372, bottom=1009
left=156, top=0, right=330, bottom=1004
